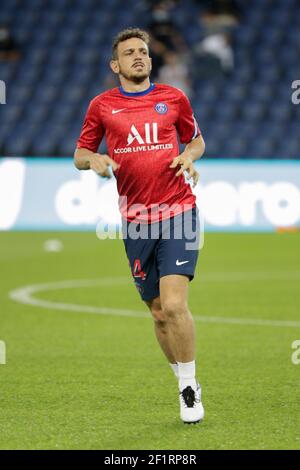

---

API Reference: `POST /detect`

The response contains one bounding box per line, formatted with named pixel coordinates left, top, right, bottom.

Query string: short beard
left=119, top=69, right=150, bottom=84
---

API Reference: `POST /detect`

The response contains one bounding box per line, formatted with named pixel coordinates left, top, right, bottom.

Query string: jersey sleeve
left=76, top=97, right=104, bottom=152
left=176, top=91, right=201, bottom=144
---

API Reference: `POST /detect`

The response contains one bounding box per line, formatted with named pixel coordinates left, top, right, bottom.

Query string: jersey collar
left=119, top=82, right=155, bottom=97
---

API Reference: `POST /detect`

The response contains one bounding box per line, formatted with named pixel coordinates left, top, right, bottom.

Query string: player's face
left=111, top=38, right=152, bottom=83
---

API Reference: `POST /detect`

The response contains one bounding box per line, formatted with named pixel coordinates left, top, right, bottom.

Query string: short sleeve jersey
left=77, top=83, right=201, bottom=223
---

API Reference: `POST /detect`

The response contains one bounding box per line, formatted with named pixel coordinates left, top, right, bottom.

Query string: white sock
left=169, top=363, right=179, bottom=379
left=177, top=360, right=197, bottom=391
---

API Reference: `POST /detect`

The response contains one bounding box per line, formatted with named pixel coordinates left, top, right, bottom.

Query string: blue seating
left=0, top=0, right=299, bottom=158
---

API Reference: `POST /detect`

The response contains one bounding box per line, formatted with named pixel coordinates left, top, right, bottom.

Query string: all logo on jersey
left=114, top=122, right=174, bottom=154
left=127, top=123, right=158, bottom=145
left=155, top=103, right=168, bottom=114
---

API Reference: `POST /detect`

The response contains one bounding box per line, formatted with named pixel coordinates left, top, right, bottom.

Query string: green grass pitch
left=0, top=232, right=299, bottom=450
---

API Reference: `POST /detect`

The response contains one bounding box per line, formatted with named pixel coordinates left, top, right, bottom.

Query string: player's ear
left=110, top=59, right=119, bottom=75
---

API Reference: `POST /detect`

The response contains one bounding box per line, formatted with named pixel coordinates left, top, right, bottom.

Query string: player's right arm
left=74, top=148, right=119, bottom=178
left=74, top=96, right=119, bottom=178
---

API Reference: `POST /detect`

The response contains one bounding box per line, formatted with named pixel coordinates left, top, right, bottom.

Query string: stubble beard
left=119, top=67, right=150, bottom=84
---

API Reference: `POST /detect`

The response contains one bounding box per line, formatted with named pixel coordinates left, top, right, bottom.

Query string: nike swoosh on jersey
left=112, top=108, right=127, bottom=114
left=176, top=260, right=189, bottom=266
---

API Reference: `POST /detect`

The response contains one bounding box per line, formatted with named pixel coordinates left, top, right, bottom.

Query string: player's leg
left=159, top=274, right=195, bottom=364
left=122, top=218, right=179, bottom=375
left=157, top=208, right=199, bottom=368
left=156, top=208, right=204, bottom=423
left=159, top=274, right=204, bottom=424
left=122, top=218, right=177, bottom=369
left=145, top=296, right=179, bottom=377
left=157, top=207, right=200, bottom=364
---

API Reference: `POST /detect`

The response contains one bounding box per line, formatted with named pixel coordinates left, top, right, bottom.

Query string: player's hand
left=89, top=153, right=120, bottom=178
left=169, top=153, right=199, bottom=188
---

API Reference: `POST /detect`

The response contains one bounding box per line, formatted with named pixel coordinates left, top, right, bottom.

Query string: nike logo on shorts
left=176, top=260, right=189, bottom=266
left=112, top=108, right=127, bottom=114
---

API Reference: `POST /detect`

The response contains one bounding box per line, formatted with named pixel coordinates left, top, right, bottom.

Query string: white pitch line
left=8, top=276, right=300, bottom=329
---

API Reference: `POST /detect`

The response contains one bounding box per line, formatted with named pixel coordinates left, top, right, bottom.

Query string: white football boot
left=179, top=383, right=204, bottom=424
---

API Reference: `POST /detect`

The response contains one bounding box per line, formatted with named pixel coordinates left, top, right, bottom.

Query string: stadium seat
left=0, top=0, right=298, bottom=159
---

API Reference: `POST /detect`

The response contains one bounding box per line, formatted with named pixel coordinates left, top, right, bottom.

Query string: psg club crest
left=134, top=282, right=144, bottom=295
left=155, top=102, right=168, bottom=114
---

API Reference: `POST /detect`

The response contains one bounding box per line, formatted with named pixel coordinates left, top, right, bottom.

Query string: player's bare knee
left=162, top=300, right=188, bottom=321
left=145, top=298, right=166, bottom=323
left=151, top=308, right=167, bottom=325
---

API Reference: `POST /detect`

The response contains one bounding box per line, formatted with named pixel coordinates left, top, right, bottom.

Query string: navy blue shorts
left=122, top=207, right=200, bottom=301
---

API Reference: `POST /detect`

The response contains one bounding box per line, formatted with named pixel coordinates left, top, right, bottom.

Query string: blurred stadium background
left=0, top=0, right=300, bottom=450
left=0, top=0, right=299, bottom=157
left=0, top=0, right=300, bottom=159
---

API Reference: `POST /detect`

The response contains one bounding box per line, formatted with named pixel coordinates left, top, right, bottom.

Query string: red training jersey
left=77, top=83, right=201, bottom=223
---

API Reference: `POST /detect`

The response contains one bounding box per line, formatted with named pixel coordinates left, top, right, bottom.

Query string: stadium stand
left=0, top=0, right=299, bottom=158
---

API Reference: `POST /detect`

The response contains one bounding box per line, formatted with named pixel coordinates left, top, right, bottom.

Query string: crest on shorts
left=134, top=282, right=144, bottom=295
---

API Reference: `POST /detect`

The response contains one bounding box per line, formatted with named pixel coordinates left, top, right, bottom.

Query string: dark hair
left=111, top=27, right=150, bottom=60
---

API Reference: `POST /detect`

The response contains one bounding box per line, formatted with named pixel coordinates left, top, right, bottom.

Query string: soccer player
left=74, top=28, right=206, bottom=424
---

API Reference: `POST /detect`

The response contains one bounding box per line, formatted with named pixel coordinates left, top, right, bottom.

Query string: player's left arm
left=170, top=135, right=205, bottom=187
left=170, top=91, right=205, bottom=187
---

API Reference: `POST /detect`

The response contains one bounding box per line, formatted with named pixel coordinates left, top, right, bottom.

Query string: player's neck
left=119, top=78, right=151, bottom=94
